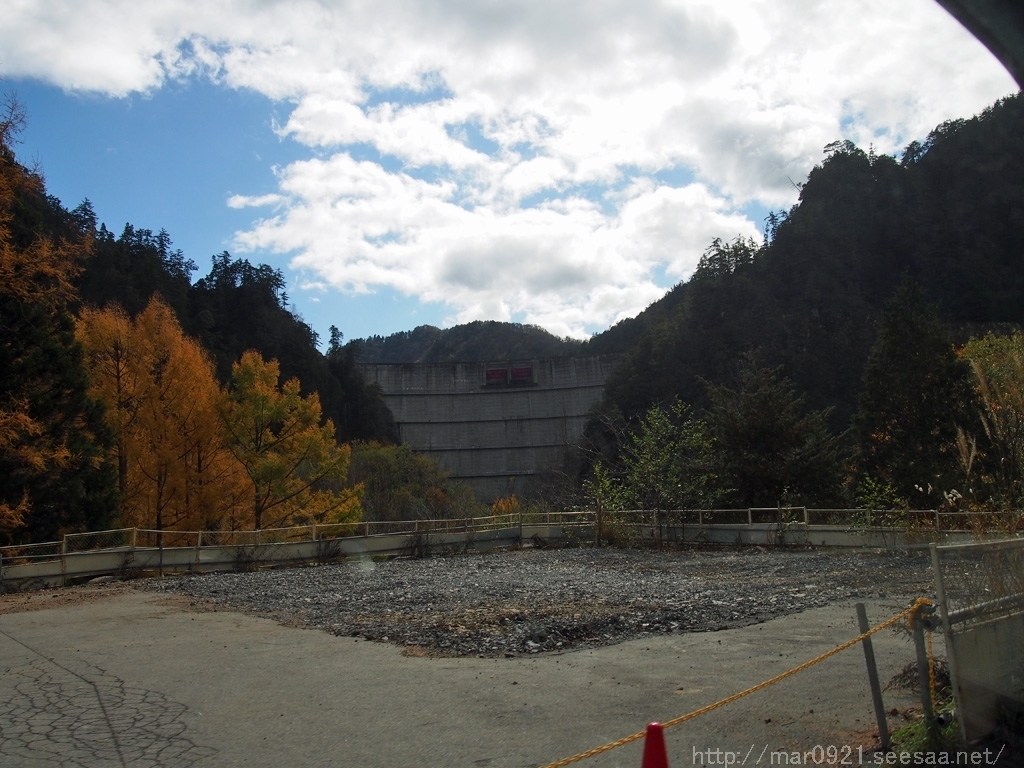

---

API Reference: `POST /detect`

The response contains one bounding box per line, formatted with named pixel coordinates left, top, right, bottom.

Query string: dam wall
left=358, top=355, right=622, bottom=501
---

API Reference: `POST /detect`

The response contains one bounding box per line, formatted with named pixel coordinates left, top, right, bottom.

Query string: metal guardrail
left=2, top=508, right=1021, bottom=591
left=1, top=519, right=539, bottom=590
left=944, top=590, right=1024, bottom=626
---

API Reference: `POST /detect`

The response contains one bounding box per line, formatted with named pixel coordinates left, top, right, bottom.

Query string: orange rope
left=540, top=597, right=935, bottom=768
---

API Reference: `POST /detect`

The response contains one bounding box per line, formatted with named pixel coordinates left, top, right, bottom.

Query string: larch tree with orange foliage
left=78, top=297, right=249, bottom=533
left=75, top=304, right=141, bottom=510
left=219, top=350, right=362, bottom=531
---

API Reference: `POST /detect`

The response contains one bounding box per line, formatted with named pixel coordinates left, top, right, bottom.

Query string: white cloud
left=228, top=192, right=283, bottom=209
left=2, top=0, right=1015, bottom=336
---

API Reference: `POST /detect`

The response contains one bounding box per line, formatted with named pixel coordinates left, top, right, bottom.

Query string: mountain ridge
left=351, top=320, right=584, bottom=363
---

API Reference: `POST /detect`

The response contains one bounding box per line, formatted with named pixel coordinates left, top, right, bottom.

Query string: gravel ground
left=149, top=547, right=935, bottom=658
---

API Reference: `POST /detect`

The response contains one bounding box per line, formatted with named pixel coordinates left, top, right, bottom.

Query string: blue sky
left=2, top=0, right=1016, bottom=345
left=13, top=78, right=443, bottom=341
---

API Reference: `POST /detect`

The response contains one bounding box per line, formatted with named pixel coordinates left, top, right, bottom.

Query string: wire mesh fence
left=935, top=509, right=1024, bottom=535
left=134, top=530, right=200, bottom=549
left=315, top=522, right=364, bottom=539
left=931, top=537, right=1024, bottom=743
left=807, top=508, right=867, bottom=526
left=258, top=525, right=316, bottom=544
left=196, top=530, right=259, bottom=547
left=4, top=508, right=1022, bottom=572
left=933, top=537, right=1024, bottom=629
left=65, top=529, right=133, bottom=553
left=0, top=540, right=63, bottom=563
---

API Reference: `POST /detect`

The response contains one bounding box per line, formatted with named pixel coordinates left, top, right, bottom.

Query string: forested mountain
left=0, top=97, right=398, bottom=543
left=353, top=321, right=583, bottom=363
left=579, top=92, right=1024, bottom=512
left=5, top=88, right=1024, bottom=542
left=587, top=93, right=1024, bottom=431
left=70, top=224, right=396, bottom=445
left=1, top=129, right=117, bottom=542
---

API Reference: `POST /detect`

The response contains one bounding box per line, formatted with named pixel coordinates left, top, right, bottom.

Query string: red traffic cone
left=640, top=722, right=669, bottom=768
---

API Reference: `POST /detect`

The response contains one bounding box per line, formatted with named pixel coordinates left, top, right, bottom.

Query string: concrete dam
left=358, top=355, right=622, bottom=501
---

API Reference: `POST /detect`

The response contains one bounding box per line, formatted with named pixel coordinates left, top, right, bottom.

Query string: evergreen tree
left=325, top=337, right=398, bottom=443
left=854, top=280, right=979, bottom=508
left=77, top=222, right=195, bottom=319
left=706, top=362, right=845, bottom=507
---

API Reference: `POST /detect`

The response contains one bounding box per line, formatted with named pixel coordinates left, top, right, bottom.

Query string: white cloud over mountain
left=3, top=0, right=1015, bottom=337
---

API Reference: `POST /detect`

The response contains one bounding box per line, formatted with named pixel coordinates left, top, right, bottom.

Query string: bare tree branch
left=1, top=88, right=27, bottom=149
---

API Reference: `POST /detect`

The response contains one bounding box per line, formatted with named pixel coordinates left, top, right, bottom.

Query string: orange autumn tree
left=219, top=350, right=362, bottom=530
left=75, top=303, right=141, bottom=511
left=78, top=297, right=249, bottom=532
left=2, top=94, right=115, bottom=544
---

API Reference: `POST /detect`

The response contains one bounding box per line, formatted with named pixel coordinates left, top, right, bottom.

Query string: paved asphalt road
left=0, top=592, right=923, bottom=768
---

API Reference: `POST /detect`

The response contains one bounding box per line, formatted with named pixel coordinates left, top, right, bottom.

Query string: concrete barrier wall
left=1, top=529, right=529, bottom=589
left=951, top=612, right=1024, bottom=741
left=359, top=355, right=622, bottom=500
left=3, top=521, right=998, bottom=591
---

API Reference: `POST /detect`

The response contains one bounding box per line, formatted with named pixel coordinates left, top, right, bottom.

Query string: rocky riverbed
left=148, top=547, right=935, bottom=658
